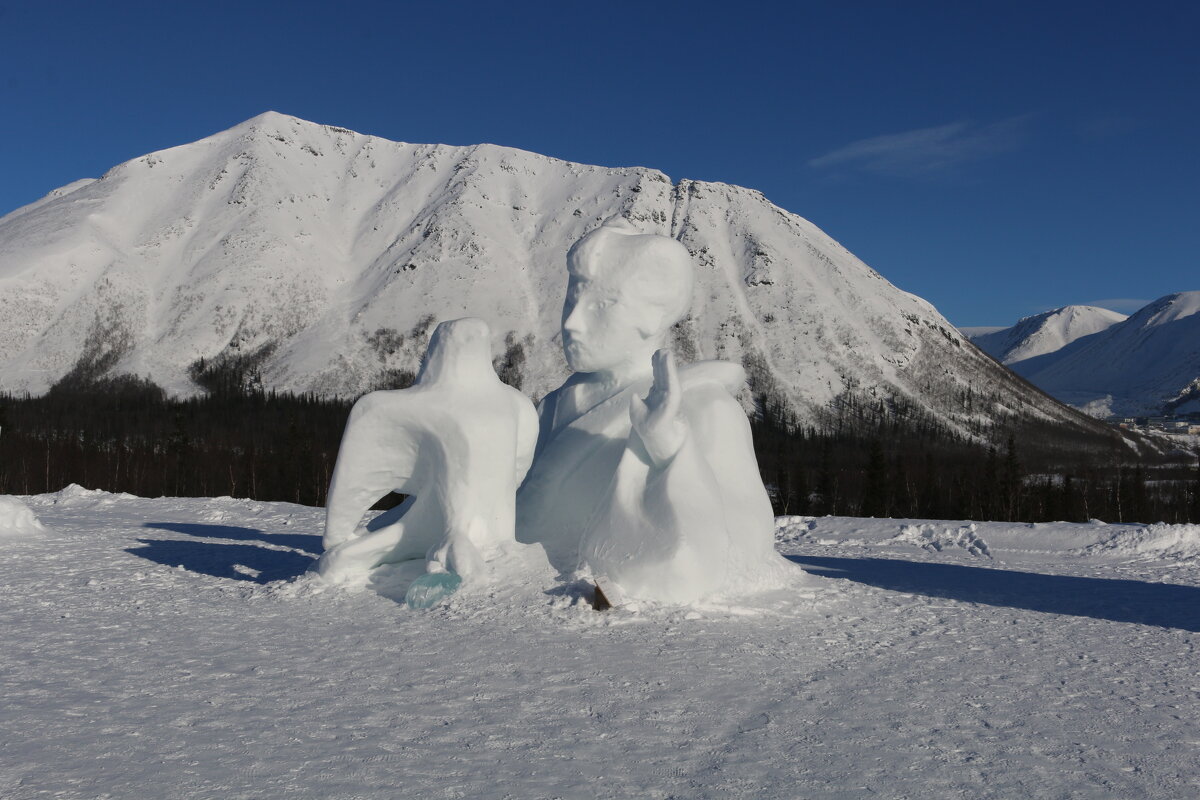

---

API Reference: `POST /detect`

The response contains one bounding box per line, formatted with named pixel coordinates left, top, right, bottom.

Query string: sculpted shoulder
left=676, top=360, right=746, bottom=396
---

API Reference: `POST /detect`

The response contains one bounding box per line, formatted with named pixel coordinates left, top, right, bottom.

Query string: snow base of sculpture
left=317, top=529, right=557, bottom=613
left=405, top=571, right=462, bottom=609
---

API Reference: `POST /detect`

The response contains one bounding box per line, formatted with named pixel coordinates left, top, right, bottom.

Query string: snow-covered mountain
left=0, top=112, right=1108, bottom=440
left=968, top=306, right=1128, bottom=365
left=1010, top=293, right=1200, bottom=417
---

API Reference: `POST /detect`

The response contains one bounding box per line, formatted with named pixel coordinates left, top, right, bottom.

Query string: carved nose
left=563, top=304, right=584, bottom=334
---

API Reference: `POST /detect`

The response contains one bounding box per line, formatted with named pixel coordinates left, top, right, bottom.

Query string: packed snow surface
left=4, top=490, right=1200, bottom=798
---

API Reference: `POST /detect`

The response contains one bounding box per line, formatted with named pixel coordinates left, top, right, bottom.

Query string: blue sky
left=2, top=0, right=1196, bottom=327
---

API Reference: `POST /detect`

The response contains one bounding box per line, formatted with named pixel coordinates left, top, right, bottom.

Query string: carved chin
left=564, top=350, right=596, bottom=373
left=564, top=344, right=611, bottom=374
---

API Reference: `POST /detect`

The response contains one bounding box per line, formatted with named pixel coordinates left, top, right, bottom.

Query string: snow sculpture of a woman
left=516, top=219, right=797, bottom=603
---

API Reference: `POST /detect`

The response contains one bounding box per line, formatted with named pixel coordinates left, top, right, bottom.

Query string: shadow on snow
left=142, top=522, right=321, bottom=554
left=126, top=522, right=320, bottom=584
left=790, top=555, right=1200, bottom=632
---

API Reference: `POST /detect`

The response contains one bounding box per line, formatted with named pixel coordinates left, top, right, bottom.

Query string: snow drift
left=0, top=495, right=48, bottom=536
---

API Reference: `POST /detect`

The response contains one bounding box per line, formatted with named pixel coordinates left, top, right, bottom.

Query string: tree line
left=2, top=376, right=1198, bottom=524
left=0, top=377, right=345, bottom=506
left=751, top=389, right=1200, bottom=525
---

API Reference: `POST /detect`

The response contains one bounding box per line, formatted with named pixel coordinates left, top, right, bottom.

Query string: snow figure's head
left=562, top=219, right=694, bottom=375
left=416, top=317, right=494, bottom=386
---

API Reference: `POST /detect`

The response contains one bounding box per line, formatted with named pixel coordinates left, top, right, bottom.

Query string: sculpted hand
left=629, top=349, right=687, bottom=467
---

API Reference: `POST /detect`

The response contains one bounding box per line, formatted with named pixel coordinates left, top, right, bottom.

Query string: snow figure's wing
left=512, top=387, right=540, bottom=486
left=323, top=389, right=432, bottom=549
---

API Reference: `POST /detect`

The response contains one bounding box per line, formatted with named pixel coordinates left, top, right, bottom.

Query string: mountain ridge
left=0, top=112, right=1115, bottom=445
left=969, top=305, right=1128, bottom=366
left=1011, top=292, right=1200, bottom=417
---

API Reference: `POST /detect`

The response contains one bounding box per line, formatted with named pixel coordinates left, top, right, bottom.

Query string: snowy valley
left=5, top=3, right=1199, bottom=798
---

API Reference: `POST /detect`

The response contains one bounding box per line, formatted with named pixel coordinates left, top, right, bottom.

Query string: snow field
left=2, top=491, right=1199, bottom=798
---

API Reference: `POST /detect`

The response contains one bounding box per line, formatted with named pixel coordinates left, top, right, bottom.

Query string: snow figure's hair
left=567, top=218, right=694, bottom=330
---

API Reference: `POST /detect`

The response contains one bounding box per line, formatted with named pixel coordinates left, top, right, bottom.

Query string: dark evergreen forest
left=1, top=374, right=1198, bottom=524
left=751, top=392, right=1200, bottom=525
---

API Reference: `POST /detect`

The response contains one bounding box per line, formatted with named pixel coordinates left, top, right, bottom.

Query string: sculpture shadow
left=127, top=522, right=320, bottom=583
left=143, top=522, right=322, bottom=554
left=790, top=555, right=1200, bottom=633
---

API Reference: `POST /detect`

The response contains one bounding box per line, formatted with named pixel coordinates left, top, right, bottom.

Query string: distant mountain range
left=0, top=112, right=1116, bottom=444
left=969, top=306, right=1129, bottom=366
left=964, top=294, right=1200, bottom=417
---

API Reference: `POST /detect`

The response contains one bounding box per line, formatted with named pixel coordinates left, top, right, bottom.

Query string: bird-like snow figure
left=317, top=318, right=538, bottom=583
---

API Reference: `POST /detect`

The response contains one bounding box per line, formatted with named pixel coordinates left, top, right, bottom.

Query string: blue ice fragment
left=404, top=571, right=462, bottom=609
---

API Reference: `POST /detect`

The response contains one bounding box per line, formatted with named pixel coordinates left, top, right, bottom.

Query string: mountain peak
left=1009, top=291, right=1200, bottom=416
left=0, top=118, right=1113, bottom=445
left=1131, top=291, right=1200, bottom=328
left=240, top=109, right=294, bottom=126
left=971, top=305, right=1126, bottom=366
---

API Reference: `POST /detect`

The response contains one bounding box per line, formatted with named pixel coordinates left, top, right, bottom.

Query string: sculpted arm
left=628, top=350, right=687, bottom=467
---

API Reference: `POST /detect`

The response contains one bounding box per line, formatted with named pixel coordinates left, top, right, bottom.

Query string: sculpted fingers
left=629, top=392, right=650, bottom=429
left=631, top=350, right=687, bottom=467
left=660, top=350, right=681, bottom=416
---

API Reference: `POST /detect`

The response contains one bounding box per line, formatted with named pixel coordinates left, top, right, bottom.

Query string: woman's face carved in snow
left=561, top=275, right=657, bottom=373
left=560, top=221, right=694, bottom=375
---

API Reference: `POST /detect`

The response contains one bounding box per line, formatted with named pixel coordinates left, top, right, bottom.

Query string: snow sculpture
left=318, top=318, right=539, bottom=585
left=0, top=496, right=48, bottom=537
left=516, top=219, right=796, bottom=603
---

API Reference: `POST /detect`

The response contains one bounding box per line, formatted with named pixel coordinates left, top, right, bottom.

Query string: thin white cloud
left=809, top=116, right=1032, bottom=177
left=1078, top=116, right=1143, bottom=140
left=1082, top=298, right=1151, bottom=313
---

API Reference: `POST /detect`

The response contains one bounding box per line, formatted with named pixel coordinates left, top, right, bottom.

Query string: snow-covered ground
left=4, top=487, right=1199, bottom=799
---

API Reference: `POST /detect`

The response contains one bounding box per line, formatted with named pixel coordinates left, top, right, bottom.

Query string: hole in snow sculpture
left=318, top=317, right=540, bottom=591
